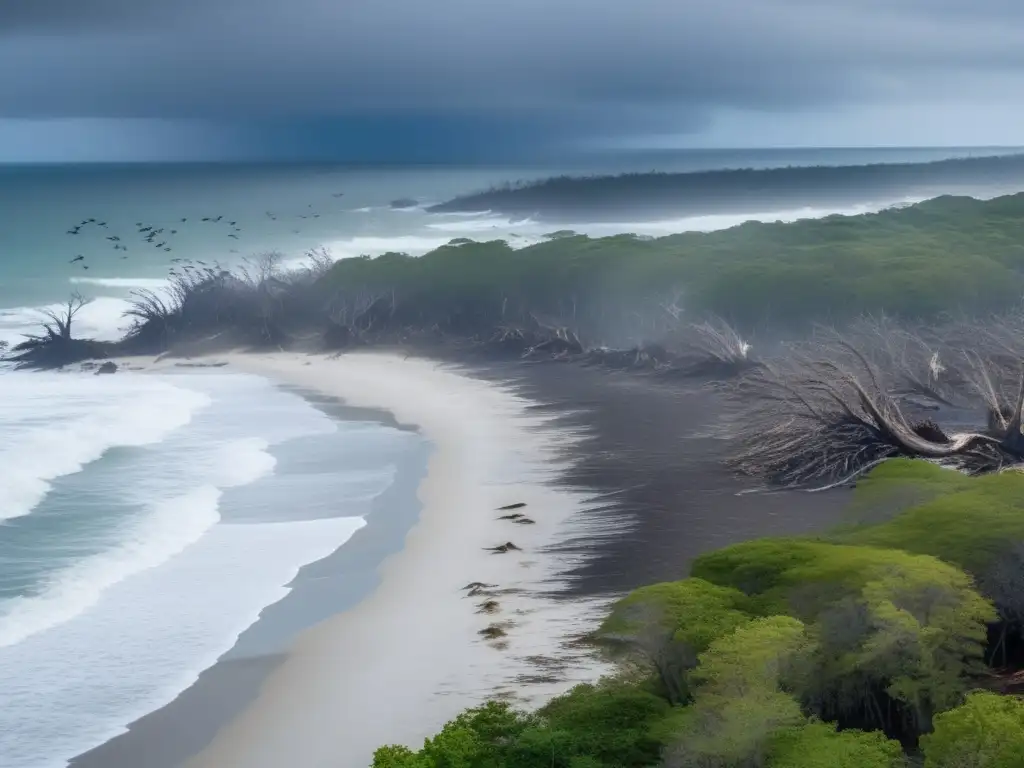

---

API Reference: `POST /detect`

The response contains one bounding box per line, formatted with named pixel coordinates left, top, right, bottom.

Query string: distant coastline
left=428, top=152, right=1024, bottom=220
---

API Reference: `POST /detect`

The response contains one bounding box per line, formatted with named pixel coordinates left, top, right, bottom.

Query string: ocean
left=0, top=146, right=1020, bottom=767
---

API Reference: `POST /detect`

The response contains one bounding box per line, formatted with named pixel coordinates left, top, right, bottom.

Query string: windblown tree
left=7, top=292, right=107, bottom=369
left=728, top=312, right=1024, bottom=489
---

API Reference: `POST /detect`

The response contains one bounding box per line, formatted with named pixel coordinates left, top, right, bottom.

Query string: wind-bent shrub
left=692, top=540, right=996, bottom=736
left=766, top=720, right=906, bottom=768
left=920, top=691, right=1024, bottom=767
left=597, top=578, right=753, bottom=704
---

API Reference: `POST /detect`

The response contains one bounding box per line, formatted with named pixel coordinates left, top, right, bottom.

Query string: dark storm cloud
left=1, top=0, right=1023, bottom=157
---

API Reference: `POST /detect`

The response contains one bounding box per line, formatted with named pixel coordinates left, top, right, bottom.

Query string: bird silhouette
left=69, top=255, right=84, bottom=263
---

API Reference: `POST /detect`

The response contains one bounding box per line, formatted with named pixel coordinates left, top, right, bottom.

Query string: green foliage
left=323, top=194, right=1024, bottom=329
left=505, top=682, right=670, bottom=767
left=373, top=684, right=669, bottom=768
left=598, top=578, right=753, bottom=703
left=766, top=720, right=905, bottom=767
left=920, top=691, right=1024, bottom=767
left=692, top=540, right=996, bottom=732
left=662, top=617, right=811, bottom=767
left=372, top=744, right=422, bottom=768
left=836, top=460, right=1024, bottom=578
left=689, top=616, right=813, bottom=696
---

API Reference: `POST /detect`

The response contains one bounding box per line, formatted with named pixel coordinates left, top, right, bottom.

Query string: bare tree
left=31, top=292, right=91, bottom=342
left=727, top=322, right=1024, bottom=489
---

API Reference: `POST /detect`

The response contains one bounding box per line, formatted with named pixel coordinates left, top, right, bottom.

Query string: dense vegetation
left=373, top=461, right=1024, bottom=766
left=330, top=194, right=1024, bottom=332
left=10, top=193, right=1024, bottom=371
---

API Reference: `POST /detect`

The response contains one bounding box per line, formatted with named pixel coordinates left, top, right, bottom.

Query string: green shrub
left=660, top=617, right=811, bottom=767
left=920, top=691, right=1024, bottom=767
left=766, top=720, right=905, bottom=767
left=598, top=578, right=753, bottom=703
left=692, top=540, right=995, bottom=733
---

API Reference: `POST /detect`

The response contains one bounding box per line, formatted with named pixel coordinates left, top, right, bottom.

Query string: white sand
left=137, top=351, right=616, bottom=768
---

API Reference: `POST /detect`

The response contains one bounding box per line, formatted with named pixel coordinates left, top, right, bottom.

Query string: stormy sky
left=1, top=0, right=1023, bottom=161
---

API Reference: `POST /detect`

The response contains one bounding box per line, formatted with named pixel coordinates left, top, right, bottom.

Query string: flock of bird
left=63, top=192, right=346, bottom=271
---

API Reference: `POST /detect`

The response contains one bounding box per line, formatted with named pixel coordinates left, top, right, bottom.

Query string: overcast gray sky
left=2, top=0, right=1023, bottom=160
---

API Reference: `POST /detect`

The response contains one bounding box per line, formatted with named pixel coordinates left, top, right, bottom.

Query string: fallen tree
left=728, top=315, right=1024, bottom=488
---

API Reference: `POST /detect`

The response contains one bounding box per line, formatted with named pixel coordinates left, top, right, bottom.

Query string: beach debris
left=497, top=502, right=527, bottom=511
left=498, top=512, right=524, bottom=520
left=95, top=361, right=118, bottom=375
left=478, top=623, right=508, bottom=640
left=513, top=517, right=536, bottom=525
left=476, top=599, right=500, bottom=614
left=485, top=542, right=522, bottom=554
left=462, top=581, right=497, bottom=591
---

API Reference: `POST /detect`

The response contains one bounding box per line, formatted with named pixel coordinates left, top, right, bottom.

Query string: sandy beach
left=120, top=351, right=614, bottom=768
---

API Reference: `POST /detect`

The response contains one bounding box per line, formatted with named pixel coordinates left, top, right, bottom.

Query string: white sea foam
left=0, top=513, right=369, bottom=768
left=0, top=296, right=134, bottom=347
left=0, top=372, right=210, bottom=523
left=0, top=437, right=275, bottom=650
left=69, top=276, right=169, bottom=290
left=0, top=369, right=408, bottom=768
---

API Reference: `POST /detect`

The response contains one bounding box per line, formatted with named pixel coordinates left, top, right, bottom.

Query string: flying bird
left=69, top=255, right=84, bottom=263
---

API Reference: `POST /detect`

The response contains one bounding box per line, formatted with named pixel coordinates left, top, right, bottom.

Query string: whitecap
left=0, top=372, right=210, bottom=522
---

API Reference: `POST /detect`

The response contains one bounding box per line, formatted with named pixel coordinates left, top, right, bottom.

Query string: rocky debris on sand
left=478, top=624, right=507, bottom=640
left=476, top=599, right=500, bottom=614
left=485, top=542, right=522, bottom=554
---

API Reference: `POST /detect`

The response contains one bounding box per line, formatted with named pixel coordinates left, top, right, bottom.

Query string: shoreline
left=67, top=370, right=432, bottom=768
left=185, top=351, right=615, bottom=768
left=72, top=350, right=615, bottom=768
left=66, top=348, right=855, bottom=768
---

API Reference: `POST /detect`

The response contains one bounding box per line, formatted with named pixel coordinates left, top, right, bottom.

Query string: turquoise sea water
left=0, top=146, right=1019, bottom=767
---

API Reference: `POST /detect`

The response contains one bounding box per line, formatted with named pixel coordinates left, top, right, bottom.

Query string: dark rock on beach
left=95, top=361, right=118, bottom=375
